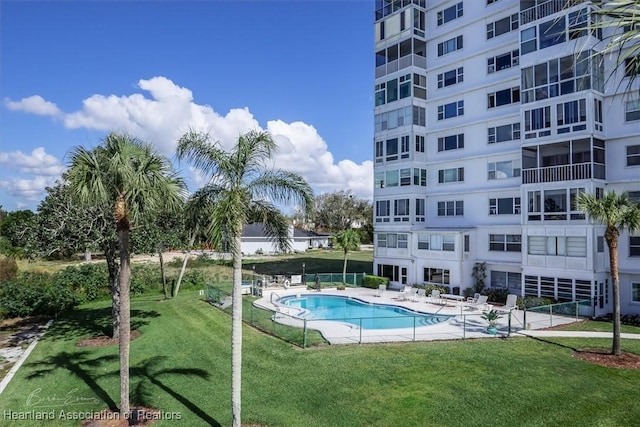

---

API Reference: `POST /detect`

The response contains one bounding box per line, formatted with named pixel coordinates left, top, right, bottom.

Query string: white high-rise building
left=372, top=0, right=640, bottom=315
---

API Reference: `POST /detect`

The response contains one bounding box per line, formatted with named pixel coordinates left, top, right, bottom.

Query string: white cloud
left=0, top=147, right=65, bottom=176
left=0, top=175, right=56, bottom=201
left=6, top=76, right=373, bottom=200
left=4, top=95, right=62, bottom=117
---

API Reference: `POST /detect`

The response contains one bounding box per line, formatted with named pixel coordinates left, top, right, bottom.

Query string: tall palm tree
left=578, top=191, right=640, bottom=355
left=333, top=228, right=361, bottom=286
left=176, top=129, right=313, bottom=427
left=67, top=132, right=185, bottom=417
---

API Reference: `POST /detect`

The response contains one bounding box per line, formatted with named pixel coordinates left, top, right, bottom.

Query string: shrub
left=422, top=284, right=447, bottom=295
left=179, top=269, right=208, bottom=290
left=54, top=263, right=109, bottom=303
left=486, top=287, right=510, bottom=304
left=516, top=296, right=556, bottom=309
left=131, top=263, right=161, bottom=295
left=622, top=314, right=640, bottom=327
left=362, top=275, right=389, bottom=289
left=0, top=256, right=18, bottom=282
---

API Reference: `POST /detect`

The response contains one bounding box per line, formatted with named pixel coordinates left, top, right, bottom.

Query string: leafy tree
left=0, top=209, right=38, bottom=258
left=67, top=132, right=185, bottom=417
left=578, top=191, right=640, bottom=355
left=311, top=190, right=371, bottom=232
left=333, top=228, right=361, bottom=285
left=176, top=129, right=313, bottom=427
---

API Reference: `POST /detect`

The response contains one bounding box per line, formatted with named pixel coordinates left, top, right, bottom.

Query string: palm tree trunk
left=231, top=231, right=243, bottom=427
left=116, top=198, right=131, bottom=418
left=159, top=250, right=167, bottom=300
left=173, top=231, right=196, bottom=297
left=607, top=231, right=621, bottom=356
left=105, top=242, right=120, bottom=339
left=342, top=250, right=348, bottom=285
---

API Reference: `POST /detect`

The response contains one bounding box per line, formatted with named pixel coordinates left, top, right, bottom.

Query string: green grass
left=1, top=292, right=639, bottom=427
left=552, top=319, right=640, bottom=334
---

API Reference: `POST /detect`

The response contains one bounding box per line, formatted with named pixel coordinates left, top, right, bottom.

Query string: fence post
left=523, top=308, right=527, bottom=330
left=550, top=305, right=553, bottom=327
left=413, top=316, right=416, bottom=341
left=359, top=318, right=363, bottom=344
left=575, top=301, right=579, bottom=320
left=507, top=311, right=511, bottom=337
left=303, top=319, right=307, bottom=349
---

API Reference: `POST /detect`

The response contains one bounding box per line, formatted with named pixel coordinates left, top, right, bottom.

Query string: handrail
left=270, top=292, right=280, bottom=305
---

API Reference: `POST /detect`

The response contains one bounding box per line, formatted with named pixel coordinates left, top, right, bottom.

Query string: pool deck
left=253, top=287, right=582, bottom=345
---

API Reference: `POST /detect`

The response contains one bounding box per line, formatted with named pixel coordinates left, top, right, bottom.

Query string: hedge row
left=0, top=263, right=206, bottom=319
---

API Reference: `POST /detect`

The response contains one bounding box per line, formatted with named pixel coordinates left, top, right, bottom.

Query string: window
left=626, top=100, right=640, bottom=122
left=438, top=134, right=464, bottom=151
left=491, top=271, right=521, bottom=288
left=413, top=168, right=427, bottom=186
left=417, top=234, right=455, bottom=252
left=625, top=56, right=640, bottom=77
left=400, top=135, right=410, bottom=159
left=442, top=235, right=455, bottom=251
left=375, top=82, right=386, bottom=106
left=438, top=100, right=464, bottom=120
left=400, top=168, right=411, bottom=186
left=487, top=14, right=518, bottom=39
left=528, top=236, right=586, bottom=257
left=374, top=172, right=384, bottom=188
left=437, top=67, right=464, bottom=88
left=375, top=106, right=414, bottom=132
left=557, top=99, right=587, bottom=131
left=437, top=2, right=463, bottom=26
left=521, top=53, right=594, bottom=104
left=437, top=200, right=464, bottom=217
left=539, top=17, right=566, bottom=49
left=400, top=10, right=406, bottom=31
left=386, top=138, right=398, bottom=161
left=399, top=74, right=412, bottom=100
left=418, top=234, right=429, bottom=250
left=415, top=135, right=425, bottom=152
left=489, top=234, right=521, bottom=252
left=568, top=8, right=588, bottom=40
left=380, top=233, right=409, bottom=249
left=438, top=167, right=464, bottom=183
left=627, top=145, right=640, bottom=166
left=375, top=200, right=390, bottom=222
left=424, top=268, right=450, bottom=285
left=488, top=87, right=520, bottom=108
left=438, top=35, right=463, bottom=56
left=377, top=264, right=406, bottom=284
left=464, top=235, right=469, bottom=252
left=385, top=170, right=399, bottom=187
left=633, top=283, right=640, bottom=303
left=394, top=199, right=410, bottom=222
left=488, top=50, right=519, bottom=73
left=413, top=106, right=426, bottom=126
left=521, top=26, right=536, bottom=55
left=488, top=160, right=520, bottom=180
left=524, top=106, right=551, bottom=132
left=631, top=237, right=640, bottom=257
left=488, top=123, right=520, bottom=144
left=597, top=236, right=604, bottom=253
left=489, top=197, right=521, bottom=215
left=415, top=198, right=425, bottom=222
left=413, top=73, right=427, bottom=99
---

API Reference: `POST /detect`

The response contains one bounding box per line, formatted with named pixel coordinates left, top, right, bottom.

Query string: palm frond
left=248, top=170, right=314, bottom=212
left=176, top=130, right=232, bottom=182
left=247, top=200, right=291, bottom=253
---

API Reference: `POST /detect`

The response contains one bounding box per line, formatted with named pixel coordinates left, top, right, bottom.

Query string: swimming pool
left=277, top=294, right=450, bottom=330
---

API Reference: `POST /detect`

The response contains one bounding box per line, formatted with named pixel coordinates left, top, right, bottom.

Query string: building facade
left=372, top=0, right=640, bottom=315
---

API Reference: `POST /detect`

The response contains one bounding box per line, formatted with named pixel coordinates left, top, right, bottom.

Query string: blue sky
left=0, top=0, right=374, bottom=211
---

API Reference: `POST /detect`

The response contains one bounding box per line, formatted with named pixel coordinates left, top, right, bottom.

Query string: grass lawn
left=1, top=292, right=639, bottom=427
left=551, top=320, right=640, bottom=334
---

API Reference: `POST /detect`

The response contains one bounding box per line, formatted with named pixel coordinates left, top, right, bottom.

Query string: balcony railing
left=376, top=54, right=426, bottom=78
left=522, top=163, right=592, bottom=184
left=520, top=0, right=585, bottom=25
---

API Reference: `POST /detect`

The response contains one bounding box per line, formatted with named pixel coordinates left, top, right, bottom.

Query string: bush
left=0, top=256, right=18, bottom=282
left=622, top=314, right=640, bottom=327
left=517, top=296, right=556, bottom=309
left=53, top=263, right=109, bottom=303
left=422, top=284, right=447, bottom=295
left=362, top=275, right=389, bottom=289
left=486, top=287, right=510, bottom=304
left=131, top=263, right=161, bottom=295
left=179, top=269, right=208, bottom=290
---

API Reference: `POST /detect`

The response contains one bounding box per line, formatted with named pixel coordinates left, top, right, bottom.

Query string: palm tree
left=67, top=132, right=185, bottom=417
left=333, top=228, right=361, bottom=286
left=577, top=191, right=640, bottom=355
left=176, top=129, right=313, bottom=427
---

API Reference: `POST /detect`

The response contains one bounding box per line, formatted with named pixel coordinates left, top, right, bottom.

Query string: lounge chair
left=398, top=286, right=413, bottom=301
left=496, top=294, right=518, bottom=313
left=464, top=295, right=489, bottom=311
left=375, top=284, right=387, bottom=297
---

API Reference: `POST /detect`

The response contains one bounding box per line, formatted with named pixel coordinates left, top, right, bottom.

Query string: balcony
left=376, top=54, right=426, bottom=78
left=520, top=0, right=586, bottom=26
left=522, top=163, right=592, bottom=184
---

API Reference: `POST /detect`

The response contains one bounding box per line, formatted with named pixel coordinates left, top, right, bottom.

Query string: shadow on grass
left=250, top=256, right=372, bottom=276
left=41, top=307, right=161, bottom=342
left=129, top=356, right=221, bottom=426
left=24, top=350, right=118, bottom=410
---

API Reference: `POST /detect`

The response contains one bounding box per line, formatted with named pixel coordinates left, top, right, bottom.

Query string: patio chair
left=464, top=295, right=489, bottom=311
left=467, top=292, right=481, bottom=303
left=413, top=288, right=426, bottom=302
left=375, top=284, right=387, bottom=297
left=398, top=286, right=413, bottom=301
left=496, top=294, right=518, bottom=313
left=427, top=289, right=442, bottom=304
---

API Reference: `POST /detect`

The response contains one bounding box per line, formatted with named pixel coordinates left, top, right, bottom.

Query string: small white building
left=241, top=223, right=331, bottom=255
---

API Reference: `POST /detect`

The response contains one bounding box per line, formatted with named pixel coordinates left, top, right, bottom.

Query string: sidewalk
left=517, top=330, right=640, bottom=340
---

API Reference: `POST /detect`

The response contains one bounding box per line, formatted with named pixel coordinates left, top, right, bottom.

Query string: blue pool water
left=277, top=294, right=450, bottom=330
